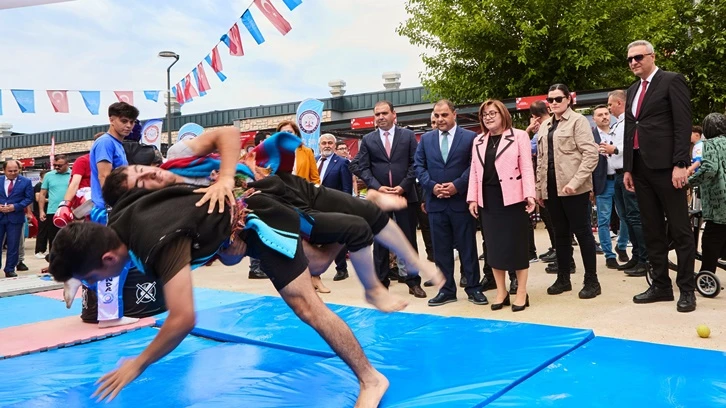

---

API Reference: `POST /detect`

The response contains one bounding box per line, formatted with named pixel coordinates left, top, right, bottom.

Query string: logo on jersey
left=136, top=282, right=157, bottom=304
left=102, top=293, right=115, bottom=304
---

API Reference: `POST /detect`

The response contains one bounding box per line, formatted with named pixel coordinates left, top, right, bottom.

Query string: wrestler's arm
left=185, top=126, right=241, bottom=212
left=93, top=265, right=195, bottom=402
left=62, top=174, right=83, bottom=202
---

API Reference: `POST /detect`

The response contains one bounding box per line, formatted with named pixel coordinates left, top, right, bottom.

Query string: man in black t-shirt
left=33, top=170, right=49, bottom=257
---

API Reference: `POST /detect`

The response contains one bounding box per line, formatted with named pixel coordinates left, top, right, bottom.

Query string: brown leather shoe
left=409, top=284, right=427, bottom=298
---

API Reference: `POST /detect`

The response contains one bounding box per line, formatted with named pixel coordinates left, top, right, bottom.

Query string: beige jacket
left=536, top=108, right=598, bottom=199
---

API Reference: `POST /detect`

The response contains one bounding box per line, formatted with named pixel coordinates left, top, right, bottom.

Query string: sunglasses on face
left=626, top=53, right=653, bottom=64
left=546, top=96, right=567, bottom=104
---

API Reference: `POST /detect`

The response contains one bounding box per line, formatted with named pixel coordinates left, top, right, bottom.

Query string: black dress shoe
left=579, top=281, right=602, bottom=299
left=398, top=275, right=406, bottom=283
left=547, top=279, right=572, bottom=295
left=617, top=259, right=638, bottom=271
left=480, top=277, right=497, bottom=291
left=546, top=261, right=576, bottom=274
left=5, top=271, right=18, bottom=278
left=467, top=291, right=488, bottom=305
left=512, top=294, right=530, bottom=312
left=428, top=292, right=457, bottom=307
left=423, top=279, right=434, bottom=287
left=459, top=276, right=468, bottom=288
left=615, top=248, right=630, bottom=263
left=333, top=269, right=349, bottom=281
left=509, top=278, right=518, bottom=295
left=539, top=248, right=555, bottom=260
left=676, top=291, right=696, bottom=313
left=409, top=285, right=427, bottom=298
left=605, top=258, right=620, bottom=269
left=248, top=270, right=269, bottom=279
left=16, top=262, right=29, bottom=272
left=624, top=263, right=648, bottom=277
left=595, top=243, right=604, bottom=254
left=633, top=286, right=674, bottom=304
left=490, top=294, right=510, bottom=310
left=541, top=251, right=557, bottom=263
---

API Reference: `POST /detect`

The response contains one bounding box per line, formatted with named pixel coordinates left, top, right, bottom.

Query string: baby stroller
left=648, top=186, right=723, bottom=297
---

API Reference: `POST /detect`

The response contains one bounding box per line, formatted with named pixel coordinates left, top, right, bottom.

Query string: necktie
left=441, top=131, right=450, bottom=163
left=7, top=179, right=13, bottom=196
left=383, top=131, right=393, bottom=186
left=633, top=80, right=649, bottom=149
left=317, top=156, right=327, bottom=175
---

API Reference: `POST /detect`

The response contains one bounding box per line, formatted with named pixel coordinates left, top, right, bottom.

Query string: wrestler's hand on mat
left=195, top=176, right=236, bottom=213
left=525, top=197, right=536, bottom=213
left=93, top=358, right=143, bottom=402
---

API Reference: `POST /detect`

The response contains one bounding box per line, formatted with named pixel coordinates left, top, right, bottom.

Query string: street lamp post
left=158, top=51, right=180, bottom=148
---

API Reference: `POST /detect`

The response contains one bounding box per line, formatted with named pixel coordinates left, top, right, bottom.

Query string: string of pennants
left=172, top=0, right=303, bottom=106
left=0, top=89, right=162, bottom=116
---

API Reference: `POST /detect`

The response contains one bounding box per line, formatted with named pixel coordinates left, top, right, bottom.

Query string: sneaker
left=529, top=257, right=539, bottom=263
left=538, top=248, right=555, bottom=260
left=35, top=252, right=46, bottom=259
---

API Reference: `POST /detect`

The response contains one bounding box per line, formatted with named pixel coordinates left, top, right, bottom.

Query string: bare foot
left=63, top=278, right=83, bottom=309
left=366, top=189, right=406, bottom=211
left=98, top=316, right=140, bottom=329
left=355, top=370, right=389, bottom=408
left=312, top=275, right=331, bottom=293
left=365, top=288, right=408, bottom=313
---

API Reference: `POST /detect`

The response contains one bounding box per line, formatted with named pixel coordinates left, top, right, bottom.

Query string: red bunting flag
left=196, top=63, right=211, bottom=94
left=184, top=74, right=199, bottom=101
left=254, top=0, right=292, bottom=35
left=175, top=83, right=186, bottom=105
left=114, top=91, right=134, bottom=105
left=227, top=23, right=244, bottom=56
left=46, top=90, right=69, bottom=113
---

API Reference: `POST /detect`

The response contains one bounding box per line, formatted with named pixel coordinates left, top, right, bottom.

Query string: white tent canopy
left=1, top=0, right=75, bottom=10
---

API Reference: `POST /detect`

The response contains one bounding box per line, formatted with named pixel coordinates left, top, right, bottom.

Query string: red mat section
left=0, top=316, right=155, bottom=358
left=33, top=288, right=80, bottom=302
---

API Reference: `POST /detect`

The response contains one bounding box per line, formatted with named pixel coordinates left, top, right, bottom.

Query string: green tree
left=398, top=0, right=725, bottom=122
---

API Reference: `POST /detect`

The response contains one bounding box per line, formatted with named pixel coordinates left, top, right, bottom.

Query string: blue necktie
left=441, top=131, right=450, bottom=163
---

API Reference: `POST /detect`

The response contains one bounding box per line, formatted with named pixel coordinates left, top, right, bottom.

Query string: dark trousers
left=34, top=213, right=49, bottom=254
left=527, top=213, right=536, bottom=258
left=45, top=216, right=60, bottom=250
left=429, top=210, right=481, bottom=296
left=613, top=173, right=648, bottom=263
left=632, top=152, right=695, bottom=291
left=416, top=203, right=433, bottom=259
left=334, top=247, right=348, bottom=271
left=701, top=221, right=726, bottom=273
left=0, top=222, right=22, bottom=273
left=539, top=204, right=556, bottom=250
left=373, top=204, right=420, bottom=288
left=545, top=184, right=598, bottom=282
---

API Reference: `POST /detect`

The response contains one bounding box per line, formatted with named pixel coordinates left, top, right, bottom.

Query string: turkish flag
left=175, top=83, right=186, bottom=105
left=227, top=23, right=244, bottom=56
left=184, top=74, right=199, bottom=101
left=114, top=91, right=134, bottom=106
left=46, top=90, right=69, bottom=113
left=254, top=0, right=292, bottom=35
left=196, top=63, right=211, bottom=94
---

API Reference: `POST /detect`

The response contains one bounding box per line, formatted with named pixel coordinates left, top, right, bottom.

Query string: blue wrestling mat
left=0, top=294, right=82, bottom=329
left=1, top=294, right=721, bottom=407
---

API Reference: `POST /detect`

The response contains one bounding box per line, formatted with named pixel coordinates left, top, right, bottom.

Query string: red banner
left=18, top=158, right=35, bottom=168
left=240, top=131, right=258, bottom=152
left=351, top=116, right=375, bottom=130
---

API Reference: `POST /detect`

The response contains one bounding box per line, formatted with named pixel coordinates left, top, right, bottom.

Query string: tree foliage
left=398, top=0, right=726, bottom=121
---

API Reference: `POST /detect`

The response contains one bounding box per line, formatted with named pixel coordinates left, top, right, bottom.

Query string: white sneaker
left=35, top=252, right=46, bottom=259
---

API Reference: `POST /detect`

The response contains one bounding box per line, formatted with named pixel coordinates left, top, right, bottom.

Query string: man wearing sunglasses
left=38, top=154, right=72, bottom=253
left=622, top=39, right=696, bottom=313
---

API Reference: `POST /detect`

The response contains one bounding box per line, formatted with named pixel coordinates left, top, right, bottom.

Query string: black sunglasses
left=546, top=96, right=567, bottom=104
left=626, top=53, right=653, bottom=64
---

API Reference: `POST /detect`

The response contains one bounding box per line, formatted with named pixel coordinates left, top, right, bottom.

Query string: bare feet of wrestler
left=311, top=275, right=331, bottom=293
left=365, top=189, right=406, bottom=212
left=365, top=287, right=408, bottom=313
left=63, top=278, right=83, bottom=308
left=356, top=370, right=389, bottom=408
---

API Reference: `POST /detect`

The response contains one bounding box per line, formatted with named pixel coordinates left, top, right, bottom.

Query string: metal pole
left=166, top=56, right=179, bottom=148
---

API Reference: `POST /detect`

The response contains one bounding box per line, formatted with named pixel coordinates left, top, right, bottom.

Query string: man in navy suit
left=355, top=101, right=426, bottom=298
left=415, top=100, right=487, bottom=306
left=0, top=160, right=34, bottom=277
left=316, top=133, right=353, bottom=281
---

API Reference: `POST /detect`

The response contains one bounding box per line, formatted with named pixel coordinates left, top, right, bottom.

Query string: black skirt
left=480, top=183, right=530, bottom=270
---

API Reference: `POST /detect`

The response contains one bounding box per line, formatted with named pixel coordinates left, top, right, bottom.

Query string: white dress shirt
left=631, top=67, right=659, bottom=117
left=439, top=125, right=457, bottom=151
left=379, top=127, right=395, bottom=150
left=608, top=113, right=625, bottom=171
left=598, top=127, right=616, bottom=175
left=4, top=177, right=16, bottom=197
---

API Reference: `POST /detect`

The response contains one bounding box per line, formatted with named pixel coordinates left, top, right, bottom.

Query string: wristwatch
left=675, top=161, right=687, bottom=169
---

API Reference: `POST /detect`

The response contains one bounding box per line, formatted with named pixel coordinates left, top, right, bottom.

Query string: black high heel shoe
left=490, top=294, right=511, bottom=311
left=512, top=294, right=530, bottom=312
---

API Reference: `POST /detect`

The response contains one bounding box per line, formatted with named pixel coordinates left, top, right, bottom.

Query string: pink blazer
left=467, top=127, right=536, bottom=207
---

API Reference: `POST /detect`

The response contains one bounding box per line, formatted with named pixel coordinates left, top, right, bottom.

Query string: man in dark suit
left=316, top=133, right=354, bottom=281
left=355, top=100, right=426, bottom=298
left=414, top=100, right=487, bottom=306
left=0, top=160, right=34, bottom=277
left=622, top=40, right=696, bottom=312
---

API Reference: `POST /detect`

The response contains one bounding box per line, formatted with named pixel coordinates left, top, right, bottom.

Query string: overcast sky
left=0, top=0, right=426, bottom=133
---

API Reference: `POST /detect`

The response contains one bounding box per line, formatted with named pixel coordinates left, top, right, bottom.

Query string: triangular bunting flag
left=173, top=83, right=186, bottom=106
left=254, top=0, right=292, bottom=35
left=281, top=0, right=302, bottom=11
left=114, top=91, right=134, bottom=105
left=11, top=90, right=35, bottom=113
left=80, top=91, right=101, bottom=115
left=46, top=90, right=69, bottom=113
left=193, top=63, right=211, bottom=96
left=241, top=10, right=265, bottom=45
left=204, top=46, right=227, bottom=82
left=144, top=90, right=160, bottom=102
left=221, top=23, right=244, bottom=56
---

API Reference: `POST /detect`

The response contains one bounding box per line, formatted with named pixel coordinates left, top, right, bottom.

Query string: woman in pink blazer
left=467, top=99, right=536, bottom=311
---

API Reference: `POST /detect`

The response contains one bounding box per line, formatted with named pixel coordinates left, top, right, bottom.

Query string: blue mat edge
left=475, top=329, right=596, bottom=408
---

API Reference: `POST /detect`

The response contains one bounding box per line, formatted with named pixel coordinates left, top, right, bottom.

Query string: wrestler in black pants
left=632, top=153, right=695, bottom=292
left=545, top=182, right=598, bottom=284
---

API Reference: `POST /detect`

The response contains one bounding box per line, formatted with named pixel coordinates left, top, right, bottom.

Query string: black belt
left=614, top=168, right=624, bottom=175
left=606, top=175, right=616, bottom=180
